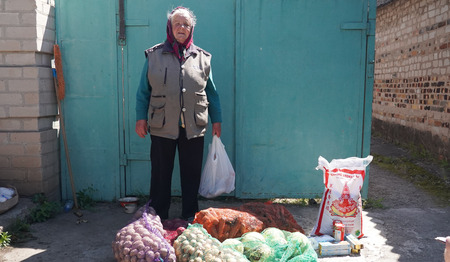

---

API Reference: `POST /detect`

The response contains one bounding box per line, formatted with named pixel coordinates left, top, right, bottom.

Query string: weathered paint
left=55, top=1, right=120, bottom=200
left=56, top=0, right=375, bottom=200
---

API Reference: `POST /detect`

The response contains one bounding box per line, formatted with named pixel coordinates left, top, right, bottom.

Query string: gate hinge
left=120, top=153, right=128, bottom=166
left=341, top=21, right=375, bottom=36
left=341, top=22, right=368, bottom=31
left=367, top=60, right=374, bottom=79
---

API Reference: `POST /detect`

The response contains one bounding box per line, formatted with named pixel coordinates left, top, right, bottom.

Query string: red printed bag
left=311, top=155, right=373, bottom=239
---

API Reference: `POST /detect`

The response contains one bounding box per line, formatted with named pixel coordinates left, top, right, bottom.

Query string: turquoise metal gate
left=235, top=0, right=375, bottom=198
left=119, top=0, right=236, bottom=196
left=56, top=0, right=375, bottom=201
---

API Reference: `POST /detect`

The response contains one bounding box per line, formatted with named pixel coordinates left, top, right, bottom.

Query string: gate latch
left=118, top=0, right=126, bottom=45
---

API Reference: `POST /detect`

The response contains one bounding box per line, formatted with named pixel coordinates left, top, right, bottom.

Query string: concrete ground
left=0, top=137, right=449, bottom=262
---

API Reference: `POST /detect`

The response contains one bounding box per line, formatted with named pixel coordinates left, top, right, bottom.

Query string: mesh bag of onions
left=112, top=204, right=176, bottom=262
left=174, top=223, right=249, bottom=262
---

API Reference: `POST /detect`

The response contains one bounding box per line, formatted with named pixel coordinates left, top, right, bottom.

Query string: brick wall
left=373, top=0, right=450, bottom=160
left=0, top=0, right=60, bottom=200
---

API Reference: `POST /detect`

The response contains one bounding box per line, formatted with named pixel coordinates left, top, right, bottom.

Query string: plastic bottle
left=64, top=200, right=74, bottom=212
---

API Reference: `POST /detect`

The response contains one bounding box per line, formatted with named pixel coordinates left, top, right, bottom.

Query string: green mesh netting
left=223, top=228, right=318, bottom=262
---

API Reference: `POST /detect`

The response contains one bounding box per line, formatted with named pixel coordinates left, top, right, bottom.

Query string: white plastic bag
left=199, top=135, right=235, bottom=198
left=311, top=155, right=373, bottom=239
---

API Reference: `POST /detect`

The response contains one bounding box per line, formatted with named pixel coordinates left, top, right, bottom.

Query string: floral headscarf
left=166, top=6, right=194, bottom=61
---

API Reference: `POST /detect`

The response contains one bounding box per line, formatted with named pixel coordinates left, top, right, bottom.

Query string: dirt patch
left=367, top=163, right=439, bottom=209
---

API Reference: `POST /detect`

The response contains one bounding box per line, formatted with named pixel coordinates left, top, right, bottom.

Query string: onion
left=112, top=204, right=175, bottom=262
left=136, top=250, right=145, bottom=259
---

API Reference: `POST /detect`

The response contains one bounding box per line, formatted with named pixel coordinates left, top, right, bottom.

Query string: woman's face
left=171, top=13, right=192, bottom=44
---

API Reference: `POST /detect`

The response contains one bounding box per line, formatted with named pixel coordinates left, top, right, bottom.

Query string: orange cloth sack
left=193, top=202, right=305, bottom=242
left=193, top=207, right=264, bottom=241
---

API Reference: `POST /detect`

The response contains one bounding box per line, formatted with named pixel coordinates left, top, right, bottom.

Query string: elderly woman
left=135, top=6, right=222, bottom=221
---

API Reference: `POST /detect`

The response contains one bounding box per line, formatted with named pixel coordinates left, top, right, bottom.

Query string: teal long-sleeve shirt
left=135, top=59, right=222, bottom=123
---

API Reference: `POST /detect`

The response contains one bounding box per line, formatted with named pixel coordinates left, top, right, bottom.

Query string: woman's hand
left=135, top=120, right=148, bottom=138
left=212, top=122, right=221, bottom=138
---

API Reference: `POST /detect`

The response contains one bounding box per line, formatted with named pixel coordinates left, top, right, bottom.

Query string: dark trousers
left=149, top=127, right=204, bottom=219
